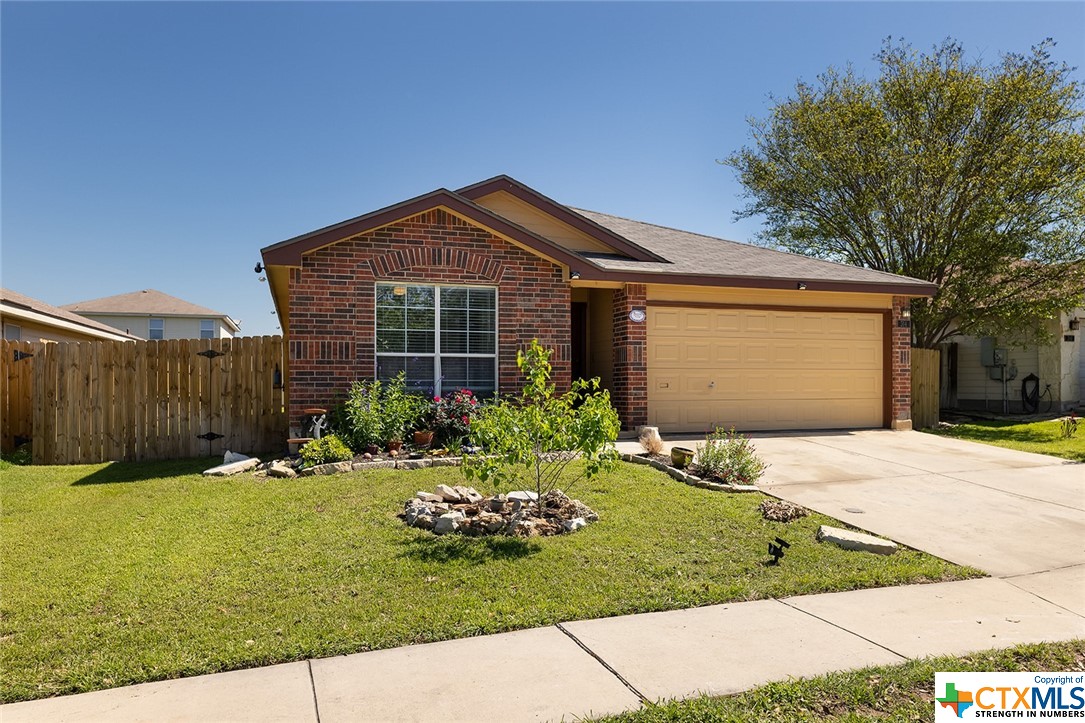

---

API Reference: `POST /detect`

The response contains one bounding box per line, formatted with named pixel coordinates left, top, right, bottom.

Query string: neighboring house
left=0, top=288, right=139, bottom=343
left=260, top=175, right=935, bottom=433
left=62, top=289, right=241, bottom=340
left=940, top=308, right=1084, bottom=413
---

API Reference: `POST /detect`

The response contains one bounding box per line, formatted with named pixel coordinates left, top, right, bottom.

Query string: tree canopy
left=724, top=38, right=1085, bottom=348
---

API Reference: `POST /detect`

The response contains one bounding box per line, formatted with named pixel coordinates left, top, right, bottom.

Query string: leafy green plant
left=299, top=435, right=354, bottom=466
left=463, top=339, right=620, bottom=507
left=339, top=379, right=384, bottom=451
left=695, top=426, right=768, bottom=485
left=379, top=373, right=425, bottom=445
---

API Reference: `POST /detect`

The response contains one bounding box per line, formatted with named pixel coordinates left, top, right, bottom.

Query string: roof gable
left=456, top=175, right=667, bottom=263
left=62, top=289, right=240, bottom=331
left=260, top=188, right=590, bottom=271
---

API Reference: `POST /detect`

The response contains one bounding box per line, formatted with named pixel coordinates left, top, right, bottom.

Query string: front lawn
left=598, top=639, right=1085, bottom=722
left=0, top=459, right=980, bottom=702
left=928, top=418, right=1085, bottom=462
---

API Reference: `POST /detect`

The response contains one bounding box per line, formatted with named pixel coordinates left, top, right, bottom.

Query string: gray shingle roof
left=62, top=289, right=237, bottom=326
left=572, top=208, right=933, bottom=290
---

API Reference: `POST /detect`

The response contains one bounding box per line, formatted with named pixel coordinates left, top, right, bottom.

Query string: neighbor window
left=3, top=323, right=21, bottom=341
left=149, top=318, right=164, bottom=340
left=200, top=319, right=215, bottom=339
left=375, top=283, right=497, bottom=397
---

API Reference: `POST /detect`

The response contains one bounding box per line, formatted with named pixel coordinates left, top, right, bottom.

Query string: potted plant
left=670, top=446, right=695, bottom=469
left=412, top=397, right=438, bottom=447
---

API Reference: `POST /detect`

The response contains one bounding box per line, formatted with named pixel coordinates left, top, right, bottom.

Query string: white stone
left=817, top=525, right=898, bottom=555
left=416, top=491, right=443, bottom=503
left=300, top=461, right=353, bottom=477
left=223, top=450, right=250, bottom=464
left=507, top=490, right=539, bottom=502
left=268, top=462, right=297, bottom=479
left=433, top=512, right=464, bottom=535
left=435, top=484, right=462, bottom=502
left=203, top=458, right=260, bottom=476
left=563, top=517, right=587, bottom=532
left=398, top=459, right=431, bottom=470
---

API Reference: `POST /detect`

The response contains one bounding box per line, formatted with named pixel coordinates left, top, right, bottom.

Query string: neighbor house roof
left=261, top=175, right=938, bottom=297
left=62, top=289, right=241, bottom=333
left=0, top=288, right=140, bottom=341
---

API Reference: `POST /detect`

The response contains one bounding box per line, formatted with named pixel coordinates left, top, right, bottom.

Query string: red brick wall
left=286, top=209, right=571, bottom=426
left=891, top=295, right=913, bottom=427
left=612, top=283, right=647, bottom=430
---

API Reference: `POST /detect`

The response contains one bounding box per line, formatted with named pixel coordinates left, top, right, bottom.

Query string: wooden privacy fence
left=911, top=347, right=940, bottom=430
left=0, top=337, right=287, bottom=465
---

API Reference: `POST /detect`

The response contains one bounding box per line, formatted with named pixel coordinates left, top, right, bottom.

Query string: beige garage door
left=648, top=306, right=884, bottom=432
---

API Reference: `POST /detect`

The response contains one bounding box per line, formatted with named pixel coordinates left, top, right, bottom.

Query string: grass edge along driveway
left=1, top=458, right=981, bottom=703
left=927, top=417, right=1085, bottom=462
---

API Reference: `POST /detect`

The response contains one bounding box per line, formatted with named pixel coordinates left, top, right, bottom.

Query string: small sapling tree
left=462, top=339, right=620, bottom=511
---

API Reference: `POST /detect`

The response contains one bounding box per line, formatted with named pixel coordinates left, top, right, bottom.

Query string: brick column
left=612, top=283, right=647, bottom=431
left=890, top=295, right=913, bottom=430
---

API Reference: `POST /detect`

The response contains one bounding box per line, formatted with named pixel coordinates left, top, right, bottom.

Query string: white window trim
left=148, top=318, right=165, bottom=340
left=373, top=282, right=499, bottom=397
left=3, top=323, right=21, bottom=341
left=199, top=319, right=215, bottom=339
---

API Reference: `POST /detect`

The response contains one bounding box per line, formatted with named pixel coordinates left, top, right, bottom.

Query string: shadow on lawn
left=71, top=457, right=216, bottom=485
left=398, top=534, right=541, bottom=565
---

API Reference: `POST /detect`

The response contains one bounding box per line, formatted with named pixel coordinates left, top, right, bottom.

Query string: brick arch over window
left=287, top=208, right=571, bottom=424
left=366, top=247, right=505, bottom=283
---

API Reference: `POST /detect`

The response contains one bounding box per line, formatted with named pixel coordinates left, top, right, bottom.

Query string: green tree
left=724, top=38, right=1085, bottom=348
left=462, top=340, right=620, bottom=510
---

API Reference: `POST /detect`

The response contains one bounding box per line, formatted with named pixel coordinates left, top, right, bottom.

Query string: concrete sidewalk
left=5, top=431, right=1083, bottom=722
left=4, top=571, right=1082, bottom=722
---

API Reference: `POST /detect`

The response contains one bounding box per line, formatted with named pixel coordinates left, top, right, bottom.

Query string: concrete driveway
left=628, top=430, right=1084, bottom=579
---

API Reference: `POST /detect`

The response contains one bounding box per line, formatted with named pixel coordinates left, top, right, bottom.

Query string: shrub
left=380, top=373, right=425, bottom=444
left=337, top=373, right=427, bottom=450
left=432, top=389, right=480, bottom=447
left=463, top=339, right=620, bottom=506
left=299, top=435, right=354, bottom=466
left=695, top=426, right=768, bottom=485
left=339, top=379, right=384, bottom=451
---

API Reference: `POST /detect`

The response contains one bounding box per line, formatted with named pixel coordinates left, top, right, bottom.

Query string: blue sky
left=3, top=1, right=1082, bottom=337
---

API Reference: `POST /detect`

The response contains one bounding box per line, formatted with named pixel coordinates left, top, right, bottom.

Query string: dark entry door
left=571, top=302, right=588, bottom=381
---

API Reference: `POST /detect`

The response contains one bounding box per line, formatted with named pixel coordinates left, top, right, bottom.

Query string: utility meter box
left=992, top=348, right=1008, bottom=366
left=980, top=337, right=996, bottom=366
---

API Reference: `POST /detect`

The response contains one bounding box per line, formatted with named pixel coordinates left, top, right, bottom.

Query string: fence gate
left=0, top=336, right=287, bottom=465
left=911, top=347, right=940, bottom=430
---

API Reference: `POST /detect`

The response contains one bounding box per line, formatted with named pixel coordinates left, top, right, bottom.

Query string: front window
left=149, top=318, right=164, bottom=340
left=199, top=319, right=215, bottom=339
left=375, top=283, right=496, bottom=397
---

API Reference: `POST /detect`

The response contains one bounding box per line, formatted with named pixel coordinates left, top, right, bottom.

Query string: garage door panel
left=647, top=306, right=884, bottom=431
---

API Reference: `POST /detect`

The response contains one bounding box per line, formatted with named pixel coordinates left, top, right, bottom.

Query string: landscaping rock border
left=620, top=453, right=759, bottom=493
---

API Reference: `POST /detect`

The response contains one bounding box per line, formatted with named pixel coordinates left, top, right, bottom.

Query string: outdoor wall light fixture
left=570, top=271, right=581, bottom=280
left=901, top=308, right=912, bottom=319
left=797, top=282, right=807, bottom=290
left=1070, top=318, right=1081, bottom=331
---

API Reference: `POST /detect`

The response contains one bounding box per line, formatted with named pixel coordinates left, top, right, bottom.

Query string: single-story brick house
left=261, top=175, right=935, bottom=433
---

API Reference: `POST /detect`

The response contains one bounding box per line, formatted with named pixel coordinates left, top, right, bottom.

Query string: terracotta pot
left=387, top=440, right=404, bottom=454
left=413, top=430, right=435, bottom=447
left=365, top=444, right=381, bottom=456
left=670, top=446, right=695, bottom=469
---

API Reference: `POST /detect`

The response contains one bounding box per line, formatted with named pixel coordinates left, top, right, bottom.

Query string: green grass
left=928, top=418, right=1085, bottom=462
left=597, top=640, right=1085, bottom=722
left=0, top=459, right=981, bottom=703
